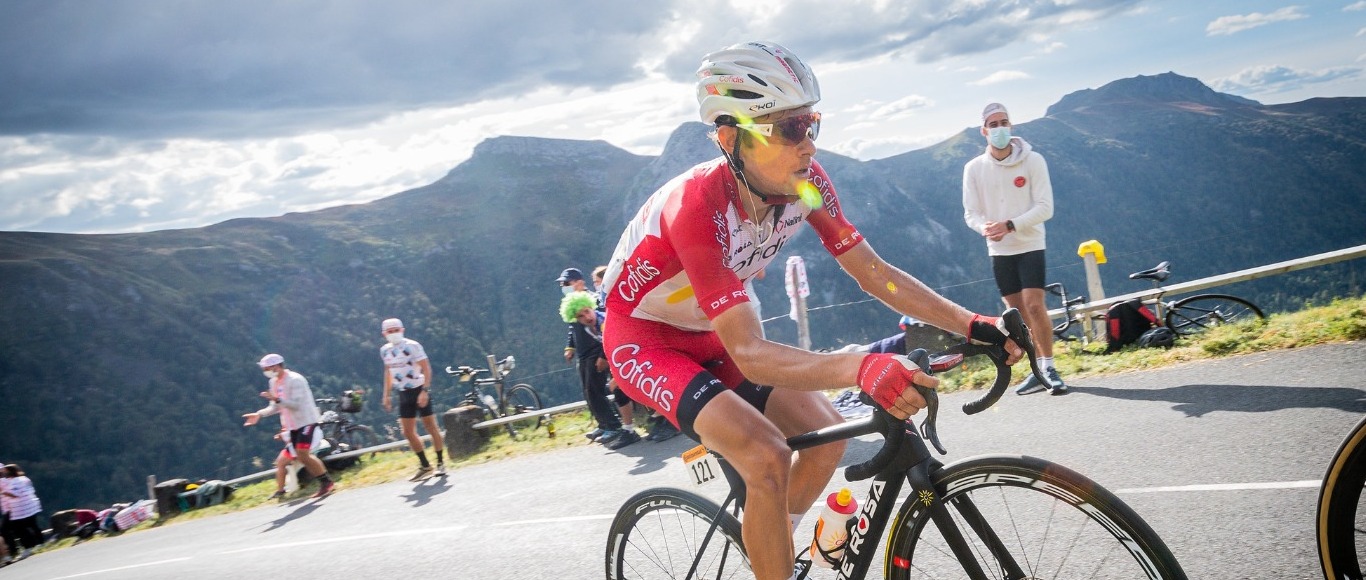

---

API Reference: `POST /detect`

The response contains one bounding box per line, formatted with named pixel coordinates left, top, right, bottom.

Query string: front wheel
left=887, top=455, right=1187, bottom=579
left=503, top=383, right=543, bottom=437
left=606, top=488, right=747, bottom=579
left=1164, top=293, right=1264, bottom=336
left=1319, top=416, right=1366, bottom=580
left=340, top=424, right=381, bottom=456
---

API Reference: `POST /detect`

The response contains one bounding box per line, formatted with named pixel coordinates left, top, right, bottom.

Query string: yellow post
left=1076, top=240, right=1108, bottom=343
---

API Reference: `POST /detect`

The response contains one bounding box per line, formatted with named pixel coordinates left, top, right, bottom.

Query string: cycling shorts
left=991, top=249, right=1046, bottom=297
left=279, top=424, right=323, bottom=460
left=397, top=388, right=434, bottom=419
left=603, top=314, right=771, bottom=441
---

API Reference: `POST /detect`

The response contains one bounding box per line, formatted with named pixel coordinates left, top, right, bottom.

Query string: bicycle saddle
left=1128, top=261, right=1171, bottom=282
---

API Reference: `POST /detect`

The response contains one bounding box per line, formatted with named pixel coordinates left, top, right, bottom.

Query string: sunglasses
left=737, top=112, right=821, bottom=145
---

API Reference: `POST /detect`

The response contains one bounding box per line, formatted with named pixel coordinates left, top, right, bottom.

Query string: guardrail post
left=1077, top=240, right=1108, bottom=343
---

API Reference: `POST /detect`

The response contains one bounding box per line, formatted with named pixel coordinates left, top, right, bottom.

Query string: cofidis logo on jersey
left=616, top=257, right=661, bottom=303
left=611, top=344, right=673, bottom=412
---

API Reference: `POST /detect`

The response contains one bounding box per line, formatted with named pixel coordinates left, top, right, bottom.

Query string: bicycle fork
left=902, top=461, right=1028, bottom=580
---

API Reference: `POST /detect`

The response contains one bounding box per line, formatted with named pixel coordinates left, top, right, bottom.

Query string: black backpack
left=1105, top=298, right=1158, bottom=352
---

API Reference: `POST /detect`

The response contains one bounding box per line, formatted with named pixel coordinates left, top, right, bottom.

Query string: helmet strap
left=718, top=127, right=800, bottom=206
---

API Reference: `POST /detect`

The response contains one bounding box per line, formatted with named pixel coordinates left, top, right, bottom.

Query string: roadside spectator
left=560, top=290, right=637, bottom=449
left=962, top=102, right=1067, bottom=395
left=558, top=267, right=588, bottom=295
left=242, top=353, right=336, bottom=499
left=379, top=317, right=446, bottom=480
left=0, top=464, right=43, bottom=561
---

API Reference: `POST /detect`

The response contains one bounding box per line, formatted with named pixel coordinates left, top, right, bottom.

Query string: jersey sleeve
left=804, top=162, right=864, bottom=257
left=408, top=340, right=428, bottom=362
left=666, top=180, right=750, bottom=320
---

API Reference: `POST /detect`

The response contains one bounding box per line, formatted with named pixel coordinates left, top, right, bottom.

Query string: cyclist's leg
left=694, top=392, right=795, bottom=580
left=397, top=389, right=427, bottom=460
left=416, top=395, right=443, bottom=457
left=763, top=388, right=845, bottom=517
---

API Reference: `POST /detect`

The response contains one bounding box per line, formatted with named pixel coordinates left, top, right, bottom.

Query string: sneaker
left=1046, top=367, right=1069, bottom=395
left=606, top=429, right=641, bottom=450
left=584, top=428, right=604, bottom=442
left=649, top=421, right=680, bottom=442
left=596, top=429, right=623, bottom=445
left=1014, top=373, right=1047, bottom=395
left=311, top=479, right=335, bottom=498
left=409, top=465, right=435, bottom=481
left=434, top=463, right=447, bottom=476
left=18, top=549, right=31, bottom=560
left=268, top=489, right=287, bottom=502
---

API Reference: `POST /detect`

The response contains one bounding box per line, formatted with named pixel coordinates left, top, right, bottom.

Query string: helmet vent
left=747, top=74, right=770, bottom=87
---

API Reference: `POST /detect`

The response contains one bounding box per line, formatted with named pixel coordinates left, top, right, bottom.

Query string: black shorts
left=397, top=388, right=434, bottom=419
left=991, top=250, right=1047, bottom=297
left=675, top=375, right=772, bottom=442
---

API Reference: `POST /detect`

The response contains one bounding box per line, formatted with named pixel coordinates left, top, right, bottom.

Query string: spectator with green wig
left=559, top=290, right=639, bottom=450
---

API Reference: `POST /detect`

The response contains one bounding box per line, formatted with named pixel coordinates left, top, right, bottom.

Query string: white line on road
left=1116, top=480, right=1321, bottom=494
left=49, top=557, right=193, bottom=579
left=495, top=514, right=615, bottom=526
left=217, top=525, right=468, bottom=554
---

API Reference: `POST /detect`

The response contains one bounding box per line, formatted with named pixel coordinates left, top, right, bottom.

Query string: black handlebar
left=843, top=308, right=1045, bottom=481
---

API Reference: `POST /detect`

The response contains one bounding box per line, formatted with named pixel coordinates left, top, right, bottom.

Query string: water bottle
left=810, top=487, right=859, bottom=568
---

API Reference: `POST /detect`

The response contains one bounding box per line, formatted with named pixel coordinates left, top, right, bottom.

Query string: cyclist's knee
left=735, top=438, right=792, bottom=496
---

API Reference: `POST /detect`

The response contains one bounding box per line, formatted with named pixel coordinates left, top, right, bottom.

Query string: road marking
left=217, top=525, right=467, bottom=554
left=495, top=514, right=615, bottom=526
left=1116, top=480, right=1321, bottom=494
left=49, top=557, right=193, bottom=579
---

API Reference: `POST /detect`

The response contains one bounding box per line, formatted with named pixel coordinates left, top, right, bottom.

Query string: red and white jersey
left=603, top=157, right=862, bottom=331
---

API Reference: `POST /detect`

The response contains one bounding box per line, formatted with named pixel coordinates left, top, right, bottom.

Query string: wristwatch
left=1006, top=220, right=1016, bottom=232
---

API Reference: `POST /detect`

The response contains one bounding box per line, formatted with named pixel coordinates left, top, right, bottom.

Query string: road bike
left=1126, top=261, right=1265, bottom=336
left=605, top=309, right=1187, bottom=579
left=446, top=354, right=544, bottom=438
left=1044, top=281, right=1090, bottom=343
left=1318, top=415, right=1366, bottom=579
left=315, top=389, right=382, bottom=454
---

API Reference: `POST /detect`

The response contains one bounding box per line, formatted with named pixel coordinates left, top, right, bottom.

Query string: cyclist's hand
left=857, top=353, right=938, bottom=420
left=967, top=313, right=1024, bottom=364
left=242, top=413, right=260, bottom=427
left=417, top=389, right=429, bottom=408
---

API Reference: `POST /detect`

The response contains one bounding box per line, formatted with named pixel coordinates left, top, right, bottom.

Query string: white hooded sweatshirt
left=962, top=136, right=1054, bottom=256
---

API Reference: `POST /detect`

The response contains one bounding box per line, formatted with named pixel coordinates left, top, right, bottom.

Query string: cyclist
left=600, top=41, right=1023, bottom=580
left=379, top=318, right=446, bottom=479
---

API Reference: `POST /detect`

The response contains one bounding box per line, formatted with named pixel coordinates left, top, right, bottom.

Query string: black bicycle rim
left=606, top=488, right=748, bottom=580
left=1320, top=416, right=1366, bottom=580
left=1165, top=294, right=1264, bottom=336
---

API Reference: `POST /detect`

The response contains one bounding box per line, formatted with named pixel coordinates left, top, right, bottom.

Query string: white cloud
left=1211, top=64, right=1361, bottom=94
left=857, top=95, right=936, bottom=122
left=1206, top=6, right=1308, bottom=36
left=1345, top=1, right=1366, bottom=11
left=969, top=70, right=1032, bottom=86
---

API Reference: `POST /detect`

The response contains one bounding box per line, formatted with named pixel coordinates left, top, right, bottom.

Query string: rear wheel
left=887, top=455, right=1187, bottom=579
left=606, top=487, right=748, bottom=579
left=1319, top=416, right=1366, bottom=580
left=340, top=424, right=380, bottom=455
left=503, top=383, right=543, bottom=437
left=1164, top=293, right=1264, bottom=336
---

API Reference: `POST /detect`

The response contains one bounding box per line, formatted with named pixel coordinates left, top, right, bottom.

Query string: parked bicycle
left=1044, top=281, right=1089, bottom=342
left=1317, top=415, right=1366, bottom=579
left=315, top=389, right=382, bottom=454
left=1127, top=261, right=1265, bottom=336
left=446, top=354, right=544, bottom=438
left=605, top=309, right=1187, bottom=579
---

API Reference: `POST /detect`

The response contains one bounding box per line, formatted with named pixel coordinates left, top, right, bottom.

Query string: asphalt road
left=7, top=342, right=1365, bottom=580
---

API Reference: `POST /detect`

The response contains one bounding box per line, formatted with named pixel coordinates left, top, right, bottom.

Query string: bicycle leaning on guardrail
left=315, top=390, right=383, bottom=455
left=1126, top=260, right=1265, bottom=336
left=1317, top=414, right=1366, bottom=580
left=446, top=354, right=544, bottom=438
left=605, top=309, right=1187, bottom=579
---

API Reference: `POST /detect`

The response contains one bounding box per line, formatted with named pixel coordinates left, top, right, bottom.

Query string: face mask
left=561, top=285, right=574, bottom=296
left=263, top=369, right=279, bottom=379
left=987, top=126, right=1012, bottom=149
left=386, top=331, right=405, bottom=345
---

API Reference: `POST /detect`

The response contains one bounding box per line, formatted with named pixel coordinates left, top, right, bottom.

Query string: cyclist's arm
left=835, top=242, right=976, bottom=336
left=381, top=368, right=393, bottom=400
left=710, top=300, right=866, bottom=390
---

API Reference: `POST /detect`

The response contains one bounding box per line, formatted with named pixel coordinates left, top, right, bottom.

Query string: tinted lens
left=776, top=113, right=820, bottom=144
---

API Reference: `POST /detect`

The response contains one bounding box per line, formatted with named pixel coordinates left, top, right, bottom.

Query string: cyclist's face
left=733, top=106, right=817, bottom=197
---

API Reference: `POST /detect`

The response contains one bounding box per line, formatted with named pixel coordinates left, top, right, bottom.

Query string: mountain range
left=2, top=72, right=1363, bottom=512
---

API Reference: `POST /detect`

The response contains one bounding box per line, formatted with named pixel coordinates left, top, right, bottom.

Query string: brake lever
left=904, top=349, right=946, bottom=455
left=1001, top=308, right=1047, bottom=388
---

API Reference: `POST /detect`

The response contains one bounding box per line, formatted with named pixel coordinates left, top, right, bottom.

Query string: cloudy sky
left=2, top=1, right=1362, bottom=234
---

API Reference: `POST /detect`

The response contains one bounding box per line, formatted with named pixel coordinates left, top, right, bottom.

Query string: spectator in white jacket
left=242, top=353, right=335, bottom=499
left=963, top=102, right=1067, bottom=395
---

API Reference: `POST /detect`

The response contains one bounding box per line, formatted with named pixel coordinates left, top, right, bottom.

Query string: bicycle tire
left=1164, top=293, right=1264, bottom=336
left=606, top=487, right=748, bottom=580
left=503, top=383, right=543, bottom=436
left=1319, top=416, right=1366, bottom=580
left=886, top=454, right=1187, bottom=579
left=341, top=424, right=381, bottom=454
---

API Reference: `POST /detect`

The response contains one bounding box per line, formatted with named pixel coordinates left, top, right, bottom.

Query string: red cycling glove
left=857, top=353, right=921, bottom=410
left=967, top=314, right=1009, bottom=346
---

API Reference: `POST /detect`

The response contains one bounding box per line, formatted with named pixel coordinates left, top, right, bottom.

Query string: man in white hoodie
left=243, top=353, right=336, bottom=498
left=963, top=102, right=1067, bottom=395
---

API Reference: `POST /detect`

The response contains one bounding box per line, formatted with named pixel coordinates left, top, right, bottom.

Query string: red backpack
left=1105, top=298, right=1158, bottom=352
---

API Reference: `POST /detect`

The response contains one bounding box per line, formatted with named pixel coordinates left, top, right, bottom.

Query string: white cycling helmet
left=696, top=41, right=821, bottom=124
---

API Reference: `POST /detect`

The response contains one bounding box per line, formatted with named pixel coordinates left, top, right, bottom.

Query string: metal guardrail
left=1048, top=244, right=1366, bottom=320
